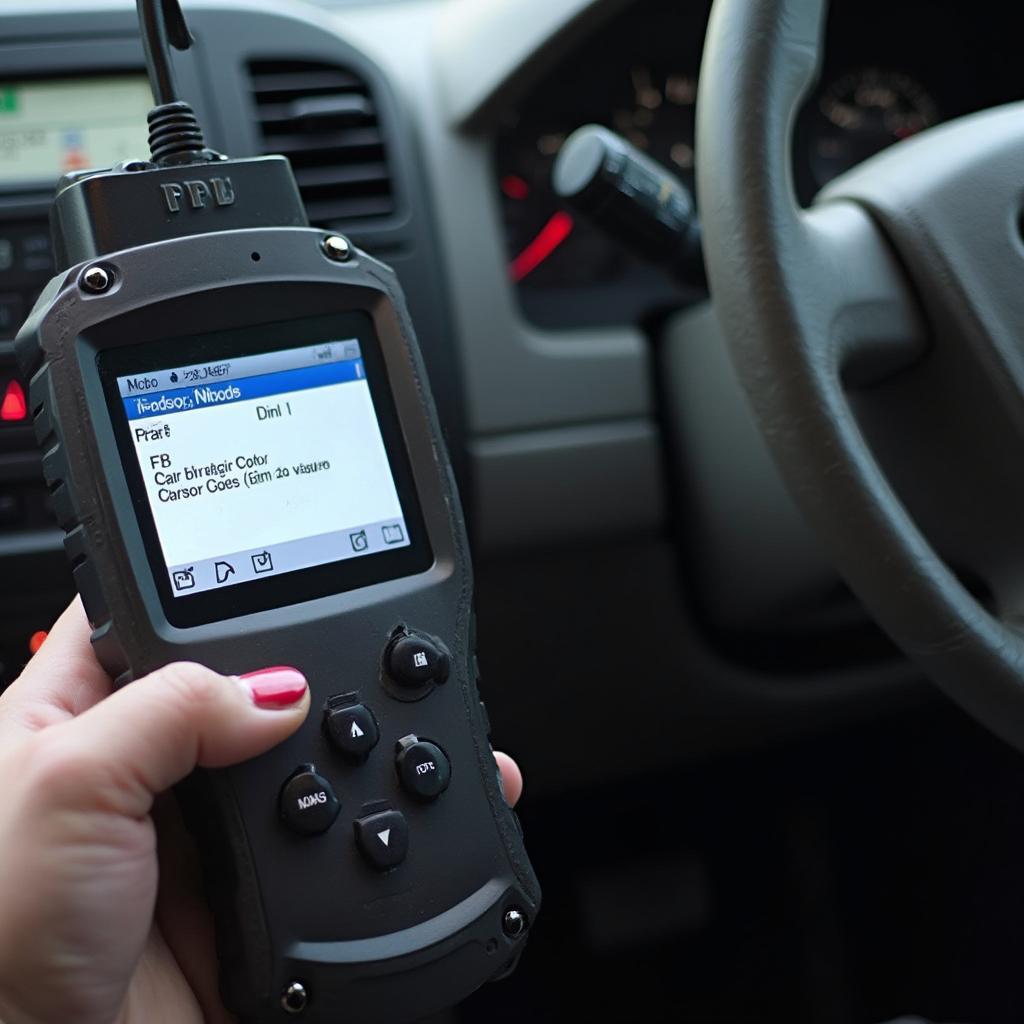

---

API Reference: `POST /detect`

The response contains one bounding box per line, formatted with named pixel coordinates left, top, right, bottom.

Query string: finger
left=494, top=750, right=523, bottom=807
left=0, top=598, right=112, bottom=734
left=36, top=663, right=310, bottom=818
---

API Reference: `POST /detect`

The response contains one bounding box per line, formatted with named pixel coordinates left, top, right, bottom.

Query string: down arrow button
left=354, top=810, right=409, bottom=870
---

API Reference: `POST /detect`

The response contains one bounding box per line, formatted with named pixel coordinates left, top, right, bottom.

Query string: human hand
left=0, top=599, right=522, bottom=1024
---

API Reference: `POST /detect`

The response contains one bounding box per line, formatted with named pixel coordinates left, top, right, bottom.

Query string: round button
left=323, top=702, right=380, bottom=761
left=395, top=735, right=451, bottom=800
left=279, top=766, right=340, bottom=835
left=386, top=633, right=451, bottom=689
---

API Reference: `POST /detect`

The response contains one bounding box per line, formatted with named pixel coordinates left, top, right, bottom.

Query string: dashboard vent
left=248, top=59, right=395, bottom=225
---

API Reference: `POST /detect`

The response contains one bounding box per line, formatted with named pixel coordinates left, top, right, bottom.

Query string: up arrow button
left=323, top=700, right=379, bottom=761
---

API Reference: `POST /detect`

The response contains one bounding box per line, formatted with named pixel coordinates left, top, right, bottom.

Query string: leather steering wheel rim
left=695, top=0, right=1024, bottom=748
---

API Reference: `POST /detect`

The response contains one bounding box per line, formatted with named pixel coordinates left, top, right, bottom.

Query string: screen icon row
left=171, top=550, right=276, bottom=592
left=349, top=524, right=405, bottom=552
left=170, top=521, right=407, bottom=595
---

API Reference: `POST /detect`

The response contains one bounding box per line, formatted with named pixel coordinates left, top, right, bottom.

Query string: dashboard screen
left=0, top=76, right=151, bottom=183
left=99, top=312, right=432, bottom=626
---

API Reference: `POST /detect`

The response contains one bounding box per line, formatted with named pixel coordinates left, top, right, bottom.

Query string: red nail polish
left=240, top=667, right=308, bottom=708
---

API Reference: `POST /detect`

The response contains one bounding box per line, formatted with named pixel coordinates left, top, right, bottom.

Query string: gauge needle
left=509, top=211, right=575, bottom=283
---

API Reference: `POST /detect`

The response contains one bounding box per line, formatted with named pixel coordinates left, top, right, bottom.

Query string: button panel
left=279, top=765, right=341, bottom=836
left=279, top=630, right=457, bottom=864
left=354, top=809, right=409, bottom=870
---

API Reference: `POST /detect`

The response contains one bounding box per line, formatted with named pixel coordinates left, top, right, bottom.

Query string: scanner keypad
left=279, top=629, right=454, bottom=871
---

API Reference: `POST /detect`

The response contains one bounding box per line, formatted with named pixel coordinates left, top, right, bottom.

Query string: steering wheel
left=696, top=0, right=1024, bottom=747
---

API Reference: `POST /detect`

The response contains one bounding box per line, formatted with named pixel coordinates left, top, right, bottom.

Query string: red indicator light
left=509, top=211, right=574, bottom=283
left=0, top=380, right=27, bottom=423
left=500, top=174, right=530, bottom=201
left=28, top=630, right=47, bottom=655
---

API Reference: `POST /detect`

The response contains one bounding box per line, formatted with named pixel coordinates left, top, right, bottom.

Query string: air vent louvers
left=248, top=59, right=395, bottom=225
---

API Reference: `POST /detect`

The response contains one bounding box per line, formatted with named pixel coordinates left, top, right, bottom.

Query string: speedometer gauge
left=810, top=68, right=939, bottom=187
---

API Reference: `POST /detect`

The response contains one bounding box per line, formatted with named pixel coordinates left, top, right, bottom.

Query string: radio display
left=0, top=76, right=152, bottom=184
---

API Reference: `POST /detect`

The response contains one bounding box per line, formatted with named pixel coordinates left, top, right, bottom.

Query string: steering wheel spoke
left=801, top=201, right=926, bottom=386
left=697, top=0, right=1024, bottom=748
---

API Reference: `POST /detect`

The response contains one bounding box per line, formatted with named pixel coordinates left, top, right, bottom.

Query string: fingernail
left=238, top=667, right=308, bottom=709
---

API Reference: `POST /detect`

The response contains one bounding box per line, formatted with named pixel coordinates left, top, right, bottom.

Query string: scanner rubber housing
left=15, top=226, right=540, bottom=1024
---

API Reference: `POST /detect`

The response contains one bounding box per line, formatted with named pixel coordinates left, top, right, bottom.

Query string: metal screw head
left=502, top=908, right=527, bottom=938
left=81, top=265, right=112, bottom=294
left=281, top=981, right=308, bottom=1014
left=116, top=159, right=154, bottom=173
left=322, top=234, right=352, bottom=262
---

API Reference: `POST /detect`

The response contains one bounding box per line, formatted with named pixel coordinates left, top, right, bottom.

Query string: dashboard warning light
left=28, top=630, right=47, bottom=655
left=509, top=211, right=574, bottom=283
left=501, top=174, right=530, bottom=201
left=1, top=380, right=26, bottom=422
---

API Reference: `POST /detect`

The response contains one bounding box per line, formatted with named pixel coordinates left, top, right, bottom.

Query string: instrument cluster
left=496, top=0, right=1024, bottom=327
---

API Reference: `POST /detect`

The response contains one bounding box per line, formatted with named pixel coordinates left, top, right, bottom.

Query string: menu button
left=279, top=765, right=340, bottom=836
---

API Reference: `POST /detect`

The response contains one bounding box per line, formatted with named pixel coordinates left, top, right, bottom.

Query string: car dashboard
left=5, top=3, right=1024, bottom=1022
left=0, top=0, right=1022, bottom=792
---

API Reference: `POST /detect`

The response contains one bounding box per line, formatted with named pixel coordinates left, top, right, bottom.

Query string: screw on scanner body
left=503, top=908, right=527, bottom=938
left=81, top=265, right=113, bottom=294
left=281, top=981, right=308, bottom=1014
left=322, top=234, right=352, bottom=262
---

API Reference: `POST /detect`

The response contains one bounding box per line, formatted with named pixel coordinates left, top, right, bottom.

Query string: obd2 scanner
left=13, top=2, right=539, bottom=1020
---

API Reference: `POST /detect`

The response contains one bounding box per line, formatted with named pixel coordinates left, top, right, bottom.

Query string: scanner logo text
left=161, top=177, right=236, bottom=214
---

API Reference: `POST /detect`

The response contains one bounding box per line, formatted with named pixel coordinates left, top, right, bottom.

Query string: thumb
left=41, top=663, right=309, bottom=818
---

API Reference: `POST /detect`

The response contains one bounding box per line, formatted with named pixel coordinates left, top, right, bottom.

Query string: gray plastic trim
left=434, top=0, right=632, bottom=130
left=469, top=419, right=665, bottom=551
left=662, top=303, right=838, bottom=628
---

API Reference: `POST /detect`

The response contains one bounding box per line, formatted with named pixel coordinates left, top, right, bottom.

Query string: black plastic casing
left=15, top=227, right=539, bottom=1023
left=51, top=156, right=308, bottom=269
left=553, top=126, right=704, bottom=285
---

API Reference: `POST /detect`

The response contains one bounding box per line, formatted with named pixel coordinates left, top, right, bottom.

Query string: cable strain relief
left=147, top=100, right=208, bottom=165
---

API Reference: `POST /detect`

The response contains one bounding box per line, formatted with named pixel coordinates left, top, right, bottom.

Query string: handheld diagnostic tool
left=14, top=2, right=539, bottom=1021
